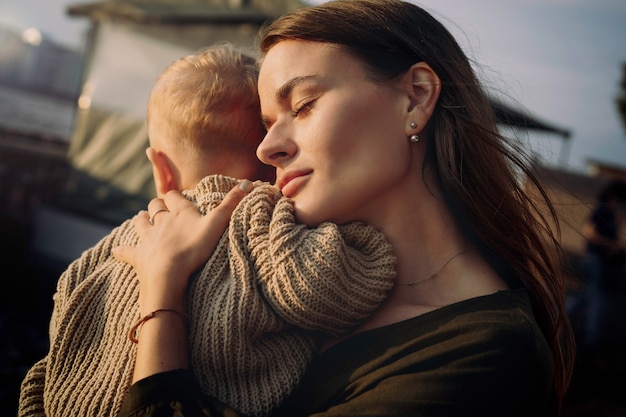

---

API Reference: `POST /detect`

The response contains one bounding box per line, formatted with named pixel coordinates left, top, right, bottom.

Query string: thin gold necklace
left=399, top=249, right=474, bottom=286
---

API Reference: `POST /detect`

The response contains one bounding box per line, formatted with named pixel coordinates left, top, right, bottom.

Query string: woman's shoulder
left=434, top=287, right=536, bottom=322
left=340, top=289, right=544, bottom=351
left=282, top=290, right=553, bottom=417
left=317, top=289, right=550, bottom=375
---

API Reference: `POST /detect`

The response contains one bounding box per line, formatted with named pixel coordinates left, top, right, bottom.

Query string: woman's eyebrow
left=262, top=75, right=320, bottom=127
left=276, top=75, right=318, bottom=101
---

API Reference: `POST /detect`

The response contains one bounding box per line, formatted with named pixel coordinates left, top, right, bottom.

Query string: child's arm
left=248, top=195, right=397, bottom=335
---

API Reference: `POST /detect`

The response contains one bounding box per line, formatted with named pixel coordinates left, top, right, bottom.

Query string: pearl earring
left=409, top=122, right=420, bottom=143
left=409, top=122, right=419, bottom=142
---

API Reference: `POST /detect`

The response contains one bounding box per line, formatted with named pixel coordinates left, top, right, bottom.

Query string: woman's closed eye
left=292, top=98, right=316, bottom=118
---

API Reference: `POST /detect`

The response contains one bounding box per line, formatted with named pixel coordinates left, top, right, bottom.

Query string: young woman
left=113, top=1, right=575, bottom=416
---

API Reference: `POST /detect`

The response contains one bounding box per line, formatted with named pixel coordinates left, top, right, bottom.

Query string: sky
left=1, top=0, right=625, bottom=174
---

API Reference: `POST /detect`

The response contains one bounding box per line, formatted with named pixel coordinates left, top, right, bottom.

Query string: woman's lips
left=277, top=171, right=311, bottom=197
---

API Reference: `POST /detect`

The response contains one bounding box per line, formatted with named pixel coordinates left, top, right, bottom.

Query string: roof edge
left=67, top=1, right=275, bottom=24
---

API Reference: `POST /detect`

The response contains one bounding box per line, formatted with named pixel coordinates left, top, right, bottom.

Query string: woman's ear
left=404, top=62, right=441, bottom=132
left=146, top=147, right=177, bottom=198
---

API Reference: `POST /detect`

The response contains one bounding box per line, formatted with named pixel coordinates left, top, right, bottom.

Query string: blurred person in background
left=568, top=179, right=626, bottom=354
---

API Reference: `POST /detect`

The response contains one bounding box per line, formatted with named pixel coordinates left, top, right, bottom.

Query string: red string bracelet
left=129, top=308, right=190, bottom=344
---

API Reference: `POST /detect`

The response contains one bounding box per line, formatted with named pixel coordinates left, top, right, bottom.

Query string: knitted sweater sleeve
left=242, top=186, right=397, bottom=335
left=48, top=219, right=135, bottom=341
left=18, top=358, right=47, bottom=417
left=18, top=219, right=137, bottom=417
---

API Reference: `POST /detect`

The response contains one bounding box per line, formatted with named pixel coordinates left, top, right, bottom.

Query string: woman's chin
left=293, top=210, right=317, bottom=227
left=293, top=203, right=327, bottom=227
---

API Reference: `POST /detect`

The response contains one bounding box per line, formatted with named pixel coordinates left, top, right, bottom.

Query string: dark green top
left=118, top=289, right=555, bottom=417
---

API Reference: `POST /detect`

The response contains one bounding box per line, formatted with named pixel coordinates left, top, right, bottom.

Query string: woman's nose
left=256, top=123, right=296, bottom=167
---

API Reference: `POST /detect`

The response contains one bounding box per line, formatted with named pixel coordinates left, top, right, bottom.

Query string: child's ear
left=146, top=147, right=177, bottom=197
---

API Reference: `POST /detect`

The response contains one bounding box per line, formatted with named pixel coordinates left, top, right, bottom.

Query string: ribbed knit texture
left=18, top=175, right=396, bottom=417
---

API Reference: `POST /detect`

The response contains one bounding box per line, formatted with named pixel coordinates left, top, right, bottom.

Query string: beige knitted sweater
left=18, top=175, right=396, bottom=417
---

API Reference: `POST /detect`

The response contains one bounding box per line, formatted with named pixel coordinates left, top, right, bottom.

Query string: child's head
left=146, top=42, right=274, bottom=196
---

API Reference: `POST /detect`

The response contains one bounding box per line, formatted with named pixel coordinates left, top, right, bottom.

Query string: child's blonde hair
left=147, top=42, right=264, bottom=168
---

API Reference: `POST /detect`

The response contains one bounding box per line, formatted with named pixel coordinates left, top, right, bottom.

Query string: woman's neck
left=321, top=186, right=507, bottom=350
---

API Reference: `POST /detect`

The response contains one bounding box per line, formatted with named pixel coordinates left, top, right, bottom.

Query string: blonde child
left=19, top=43, right=395, bottom=417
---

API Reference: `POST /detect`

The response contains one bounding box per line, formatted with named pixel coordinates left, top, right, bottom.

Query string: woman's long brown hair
left=259, top=0, right=575, bottom=412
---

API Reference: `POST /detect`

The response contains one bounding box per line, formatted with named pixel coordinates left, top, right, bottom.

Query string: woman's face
left=257, top=40, right=416, bottom=226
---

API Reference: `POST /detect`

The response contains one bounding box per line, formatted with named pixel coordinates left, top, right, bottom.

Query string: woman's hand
left=113, top=181, right=253, bottom=314
left=113, top=181, right=253, bottom=383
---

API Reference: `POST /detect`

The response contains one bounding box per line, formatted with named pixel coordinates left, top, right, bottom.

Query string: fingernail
left=239, top=180, right=253, bottom=193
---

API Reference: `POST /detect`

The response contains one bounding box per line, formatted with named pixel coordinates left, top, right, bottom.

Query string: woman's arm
left=113, top=181, right=253, bottom=383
